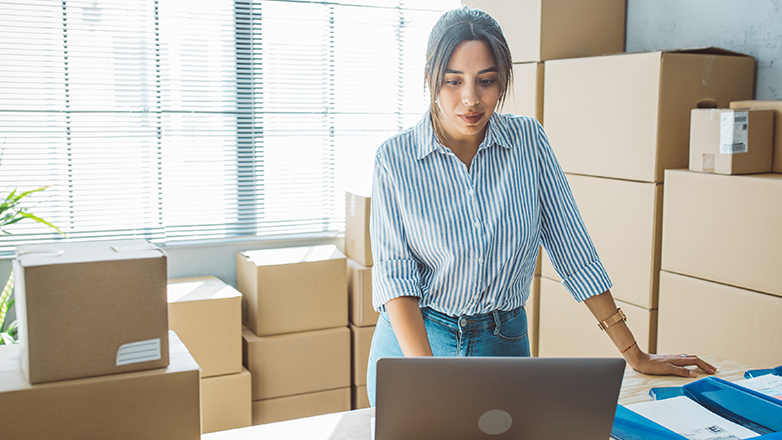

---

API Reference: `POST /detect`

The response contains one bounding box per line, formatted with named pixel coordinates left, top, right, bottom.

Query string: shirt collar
left=414, top=111, right=514, bottom=161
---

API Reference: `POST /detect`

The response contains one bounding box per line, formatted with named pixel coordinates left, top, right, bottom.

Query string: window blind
left=0, top=0, right=458, bottom=254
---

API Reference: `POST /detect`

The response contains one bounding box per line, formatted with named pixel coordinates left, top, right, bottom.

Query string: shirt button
left=473, top=220, right=480, bottom=228
left=468, top=189, right=474, bottom=196
left=477, top=257, right=484, bottom=263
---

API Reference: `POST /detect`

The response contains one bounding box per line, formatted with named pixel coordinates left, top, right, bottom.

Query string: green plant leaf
left=0, top=271, right=12, bottom=332
left=0, top=331, right=14, bottom=345
left=19, top=212, right=65, bottom=236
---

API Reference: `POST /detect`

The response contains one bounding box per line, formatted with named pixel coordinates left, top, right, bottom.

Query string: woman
left=366, top=6, right=715, bottom=406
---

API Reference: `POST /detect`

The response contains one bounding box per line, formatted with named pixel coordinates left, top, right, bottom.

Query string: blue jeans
left=366, top=305, right=530, bottom=407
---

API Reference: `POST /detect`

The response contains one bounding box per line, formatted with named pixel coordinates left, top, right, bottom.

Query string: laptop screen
left=375, top=357, right=625, bottom=440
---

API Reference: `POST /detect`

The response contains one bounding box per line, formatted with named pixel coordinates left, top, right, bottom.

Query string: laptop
left=375, top=357, right=626, bottom=440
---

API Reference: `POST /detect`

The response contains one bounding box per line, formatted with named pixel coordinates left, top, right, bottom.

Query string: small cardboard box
left=236, top=245, right=348, bottom=336
left=347, top=259, right=378, bottom=327
left=731, top=100, right=782, bottom=173
left=350, top=324, right=374, bottom=387
left=168, top=276, right=242, bottom=378
left=661, top=170, right=782, bottom=298
left=464, top=0, right=626, bottom=63
left=352, top=384, right=369, bottom=410
left=540, top=174, right=663, bottom=309
left=500, top=62, right=544, bottom=123
left=689, top=108, right=774, bottom=175
left=202, top=368, right=252, bottom=434
left=658, top=271, right=782, bottom=368
left=538, top=278, right=657, bottom=357
left=0, top=331, right=200, bottom=440
left=345, top=192, right=372, bottom=267
left=251, top=387, right=351, bottom=426
left=242, top=326, right=350, bottom=401
left=13, top=239, right=169, bottom=384
left=544, top=48, right=755, bottom=182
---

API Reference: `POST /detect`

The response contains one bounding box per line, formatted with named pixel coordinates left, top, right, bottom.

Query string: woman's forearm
left=583, top=290, right=643, bottom=366
left=385, top=296, right=433, bottom=357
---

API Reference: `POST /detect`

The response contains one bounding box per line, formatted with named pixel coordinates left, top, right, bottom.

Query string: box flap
left=662, top=46, right=752, bottom=57
left=240, top=244, right=345, bottom=267
left=167, top=276, right=241, bottom=303
left=15, top=239, right=166, bottom=267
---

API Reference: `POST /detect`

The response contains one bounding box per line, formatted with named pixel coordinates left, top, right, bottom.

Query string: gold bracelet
left=597, top=308, right=626, bottom=331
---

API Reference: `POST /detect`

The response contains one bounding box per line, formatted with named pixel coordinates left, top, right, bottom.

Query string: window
left=0, top=0, right=458, bottom=254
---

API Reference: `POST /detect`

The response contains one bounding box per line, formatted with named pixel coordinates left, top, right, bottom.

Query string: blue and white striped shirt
left=370, top=111, right=612, bottom=316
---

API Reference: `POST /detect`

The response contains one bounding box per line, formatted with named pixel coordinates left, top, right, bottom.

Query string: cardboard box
left=345, top=192, right=372, bottom=266
left=168, top=276, right=242, bottom=378
left=500, top=62, right=544, bottom=123
left=350, top=324, right=374, bottom=386
left=540, top=174, right=663, bottom=309
left=347, top=259, right=378, bottom=327
left=538, top=278, right=657, bottom=357
left=689, top=108, right=774, bottom=174
left=730, top=100, right=782, bottom=173
left=658, top=271, right=782, bottom=368
left=202, top=368, right=252, bottom=434
left=544, top=48, right=755, bottom=182
left=661, top=170, right=782, bottom=298
left=252, top=387, right=351, bottom=426
left=464, top=0, right=626, bottom=63
left=527, top=276, right=540, bottom=357
left=13, top=239, right=169, bottom=384
left=236, top=245, right=348, bottom=336
left=243, top=326, right=350, bottom=400
left=352, top=384, right=369, bottom=410
left=0, top=330, right=200, bottom=440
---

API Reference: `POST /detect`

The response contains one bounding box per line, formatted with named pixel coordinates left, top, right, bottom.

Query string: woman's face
left=436, top=39, right=500, bottom=146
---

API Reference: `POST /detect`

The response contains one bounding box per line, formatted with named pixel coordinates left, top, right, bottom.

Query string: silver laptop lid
left=376, top=357, right=625, bottom=440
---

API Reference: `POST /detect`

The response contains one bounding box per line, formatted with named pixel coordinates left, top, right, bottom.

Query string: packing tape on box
left=112, top=243, right=161, bottom=253
left=15, top=249, right=65, bottom=258
left=702, top=154, right=715, bottom=173
left=116, top=338, right=161, bottom=366
left=701, top=55, right=715, bottom=87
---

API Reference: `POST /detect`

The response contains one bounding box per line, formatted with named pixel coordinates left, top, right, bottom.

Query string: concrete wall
left=627, top=0, right=782, bottom=100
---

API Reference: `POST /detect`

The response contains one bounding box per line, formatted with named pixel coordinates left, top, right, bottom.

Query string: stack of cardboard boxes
left=168, top=275, right=250, bottom=433
left=344, top=191, right=380, bottom=408
left=236, top=244, right=351, bottom=425
left=2, top=239, right=201, bottom=439
left=470, top=0, right=758, bottom=358
left=658, top=100, right=782, bottom=368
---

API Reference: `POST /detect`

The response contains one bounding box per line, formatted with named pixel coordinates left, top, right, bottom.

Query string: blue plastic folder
left=744, top=365, right=782, bottom=379
left=611, top=376, right=782, bottom=440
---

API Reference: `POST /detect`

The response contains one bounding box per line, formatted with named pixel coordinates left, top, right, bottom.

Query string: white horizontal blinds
left=0, top=1, right=67, bottom=250
left=0, top=0, right=459, bottom=254
left=158, top=1, right=245, bottom=241
left=0, top=0, right=163, bottom=250
left=248, top=1, right=337, bottom=236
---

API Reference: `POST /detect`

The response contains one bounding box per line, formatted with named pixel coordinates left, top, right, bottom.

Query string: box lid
left=240, top=244, right=345, bottom=267
left=0, top=330, right=197, bottom=393
left=15, top=239, right=166, bottom=268
left=167, top=275, right=241, bottom=303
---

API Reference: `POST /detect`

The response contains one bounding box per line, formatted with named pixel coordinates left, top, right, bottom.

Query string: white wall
left=626, top=0, right=782, bottom=100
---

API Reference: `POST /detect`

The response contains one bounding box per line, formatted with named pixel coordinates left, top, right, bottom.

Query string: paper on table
left=627, top=396, right=759, bottom=440
left=735, top=375, right=782, bottom=400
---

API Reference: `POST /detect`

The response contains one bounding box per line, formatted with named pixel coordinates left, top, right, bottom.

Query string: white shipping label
left=720, top=111, right=749, bottom=154
left=116, top=338, right=162, bottom=366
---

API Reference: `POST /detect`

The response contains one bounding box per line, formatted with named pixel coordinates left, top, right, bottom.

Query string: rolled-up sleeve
left=535, top=123, right=613, bottom=302
left=370, top=148, right=422, bottom=311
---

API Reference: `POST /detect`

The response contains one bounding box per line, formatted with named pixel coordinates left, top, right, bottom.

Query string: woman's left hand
left=626, top=349, right=717, bottom=378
